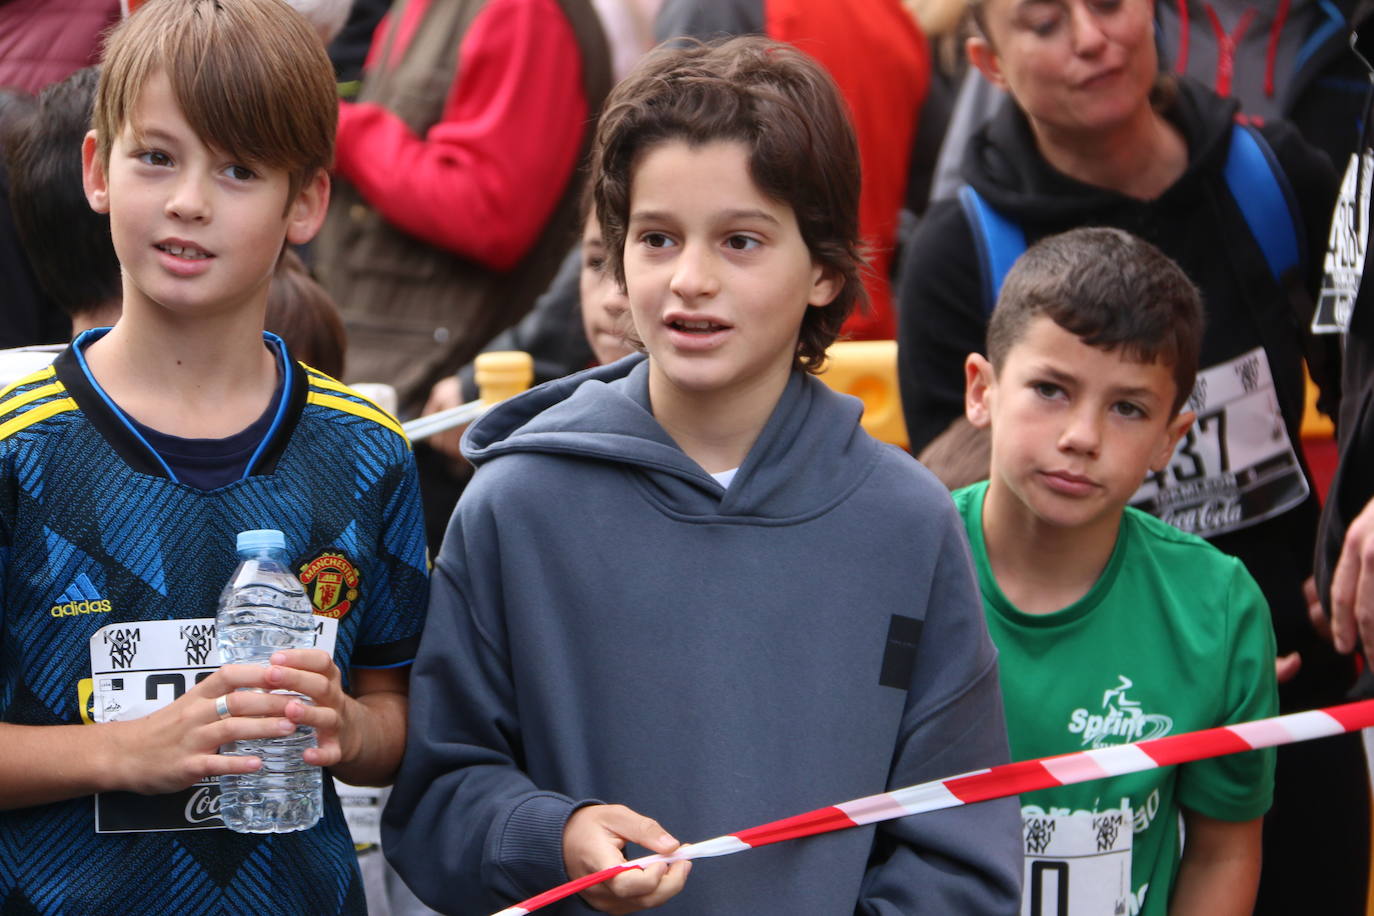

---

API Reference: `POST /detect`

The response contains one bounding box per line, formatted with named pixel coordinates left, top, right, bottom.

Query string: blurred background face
left=972, top=0, right=1159, bottom=138
left=579, top=211, right=635, bottom=365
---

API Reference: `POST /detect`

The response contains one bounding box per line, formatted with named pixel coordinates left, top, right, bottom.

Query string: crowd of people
left=2, top=0, right=1374, bottom=914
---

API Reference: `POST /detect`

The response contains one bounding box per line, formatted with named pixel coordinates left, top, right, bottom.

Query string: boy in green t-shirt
left=956, top=227, right=1278, bottom=916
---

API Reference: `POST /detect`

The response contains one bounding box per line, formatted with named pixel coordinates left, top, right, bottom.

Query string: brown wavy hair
left=591, top=36, right=866, bottom=373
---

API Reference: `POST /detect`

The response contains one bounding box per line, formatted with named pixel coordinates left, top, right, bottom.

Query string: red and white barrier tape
left=491, top=698, right=1374, bottom=915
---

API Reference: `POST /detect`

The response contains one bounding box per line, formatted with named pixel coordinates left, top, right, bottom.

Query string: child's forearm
left=329, top=688, right=408, bottom=787
left=0, top=721, right=126, bottom=809
left=1, top=663, right=320, bottom=810
left=1168, top=815, right=1262, bottom=916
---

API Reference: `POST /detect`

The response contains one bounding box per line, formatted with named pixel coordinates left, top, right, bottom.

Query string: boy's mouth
left=669, top=318, right=728, bottom=334
left=1041, top=470, right=1099, bottom=497
left=155, top=241, right=212, bottom=260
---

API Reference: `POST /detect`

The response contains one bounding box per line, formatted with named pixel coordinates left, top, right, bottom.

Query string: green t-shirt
left=953, top=482, right=1277, bottom=916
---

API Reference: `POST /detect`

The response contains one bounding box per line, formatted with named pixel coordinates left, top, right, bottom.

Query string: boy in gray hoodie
left=383, top=36, right=1022, bottom=915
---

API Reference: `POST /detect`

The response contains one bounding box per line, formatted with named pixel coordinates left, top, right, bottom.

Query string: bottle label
left=88, top=616, right=338, bottom=834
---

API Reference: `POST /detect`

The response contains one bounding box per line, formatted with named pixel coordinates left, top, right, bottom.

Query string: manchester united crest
left=299, top=550, right=360, bottom=619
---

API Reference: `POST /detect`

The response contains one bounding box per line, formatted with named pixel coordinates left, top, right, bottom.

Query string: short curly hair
left=590, top=36, right=866, bottom=372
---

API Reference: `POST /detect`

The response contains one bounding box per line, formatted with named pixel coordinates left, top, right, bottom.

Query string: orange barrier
left=817, top=340, right=909, bottom=449
left=1302, top=364, right=1335, bottom=440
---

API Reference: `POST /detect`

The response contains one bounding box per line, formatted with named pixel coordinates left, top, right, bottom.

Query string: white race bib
left=1021, top=807, right=1133, bottom=916
left=1313, top=150, right=1373, bottom=335
left=89, top=615, right=337, bottom=833
left=1131, top=347, right=1309, bottom=538
left=336, top=782, right=388, bottom=846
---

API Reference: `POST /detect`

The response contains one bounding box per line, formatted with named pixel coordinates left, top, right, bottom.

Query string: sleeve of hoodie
left=334, top=0, right=587, bottom=271
left=896, top=197, right=987, bottom=455
left=858, top=487, right=1022, bottom=914
left=380, top=484, right=585, bottom=914
left=1259, top=116, right=1342, bottom=419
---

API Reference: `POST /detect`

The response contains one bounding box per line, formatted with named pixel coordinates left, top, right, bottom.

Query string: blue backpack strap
left=959, top=127, right=1298, bottom=311
left=1223, top=122, right=1303, bottom=280
left=958, top=184, right=1027, bottom=315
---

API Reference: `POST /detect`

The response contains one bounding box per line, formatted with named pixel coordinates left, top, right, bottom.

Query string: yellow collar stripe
left=306, top=391, right=409, bottom=445
left=306, top=373, right=393, bottom=417
left=0, top=365, right=58, bottom=403
left=0, top=397, right=77, bottom=442
left=0, top=380, right=67, bottom=422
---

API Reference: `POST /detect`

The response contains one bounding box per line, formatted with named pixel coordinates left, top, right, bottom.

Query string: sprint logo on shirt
left=50, top=572, right=112, bottom=618
left=1067, top=675, right=1173, bottom=749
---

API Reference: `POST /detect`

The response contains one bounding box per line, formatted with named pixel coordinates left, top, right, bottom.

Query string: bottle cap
left=475, top=351, right=534, bottom=404
left=236, top=529, right=286, bottom=552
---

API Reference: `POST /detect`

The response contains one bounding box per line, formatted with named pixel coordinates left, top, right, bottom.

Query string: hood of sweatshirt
left=462, top=353, right=878, bottom=522
left=962, top=76, right=1240, bottom=223
left=1156, top=0, right=1333, bottom=120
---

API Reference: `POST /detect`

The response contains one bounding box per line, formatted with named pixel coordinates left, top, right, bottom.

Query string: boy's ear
left=806, top=262, right=842, bottom=309
left=1150, top=409, right=1194, bottom=473
left=964, top=352, right=996, bottom=429
left=82, top=131, right=110, bottom=215
left=966, top=35, right=1009, bottom=91
left=285, top=169, right=331, bottom=246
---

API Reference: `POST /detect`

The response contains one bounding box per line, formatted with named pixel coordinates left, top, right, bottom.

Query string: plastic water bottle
left=215, top=529, right=322, bottom=833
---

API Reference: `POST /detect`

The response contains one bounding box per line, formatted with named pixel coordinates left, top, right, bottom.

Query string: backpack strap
left=1223, top=122, right=1304, bottom=280
left=959, top=123, right=1300, bottom=315
left=958, top=184, right=1027, bottom=316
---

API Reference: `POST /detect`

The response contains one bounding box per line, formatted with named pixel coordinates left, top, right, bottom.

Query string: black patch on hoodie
left=879, top=615, right=922, bottom=689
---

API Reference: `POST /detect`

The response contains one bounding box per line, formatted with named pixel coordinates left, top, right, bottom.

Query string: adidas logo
left=50, top=572, right=112, bottom=617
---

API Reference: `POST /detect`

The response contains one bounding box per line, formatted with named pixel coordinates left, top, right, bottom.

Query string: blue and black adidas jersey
left=0, top=330, right=429, bottom=915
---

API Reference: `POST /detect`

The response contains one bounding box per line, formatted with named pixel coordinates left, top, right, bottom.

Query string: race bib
left=89, top=616, right=337, bottom=833
left=336, top=782, right=388, bottom=847
left=1021, top=807, right=1133, bottom=916
left=1313, top=150, right=1373, bottom=335
left=1131, top=347, right=1308, bottom=538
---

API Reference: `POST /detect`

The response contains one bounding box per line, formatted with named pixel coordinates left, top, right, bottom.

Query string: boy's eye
left=1032, top=381, right=1065, bottom=399
left=641, top=232, right=675, bottom=249
left=224, top=164, right=257, bottom=181
left=1113, top=400, right=1147, bottom=419
left=137, top=150, right=172, bottom=167
left=724, top=235, right=761, bottom=251
left=584, top=255, right=607, bottom=273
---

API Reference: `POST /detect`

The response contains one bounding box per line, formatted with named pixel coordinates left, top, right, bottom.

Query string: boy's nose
left=1058, top=407, right=1102, bottom=456
left=669, top=244, right=720, bottom=301
left=165, top=175, right=210, bottom=222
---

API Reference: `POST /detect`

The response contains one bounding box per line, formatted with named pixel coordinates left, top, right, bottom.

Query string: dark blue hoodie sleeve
left=381, top=498, right=582, bottom=913
left=859, top=494, right=1023, bottom=914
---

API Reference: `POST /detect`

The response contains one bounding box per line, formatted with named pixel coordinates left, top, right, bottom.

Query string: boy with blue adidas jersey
left=958, top=227, right=1278, bottom=916
left=0, top=1, right=429, bottom=913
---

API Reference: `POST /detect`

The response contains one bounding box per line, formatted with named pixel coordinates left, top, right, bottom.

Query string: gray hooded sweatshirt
left=382, top=355, right=1021, bottom=915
